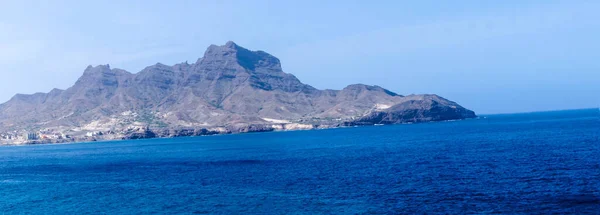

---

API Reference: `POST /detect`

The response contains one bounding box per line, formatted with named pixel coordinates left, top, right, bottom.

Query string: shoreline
left=0, top=117, right=482, bottom=147
left=0, top=124, right=343, bottom=146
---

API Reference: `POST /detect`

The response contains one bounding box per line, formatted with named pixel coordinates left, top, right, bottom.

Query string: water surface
left=1, top=109, right=599, bottom=214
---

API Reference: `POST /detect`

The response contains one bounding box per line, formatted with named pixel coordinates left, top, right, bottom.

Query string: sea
left=0, top=109, right=599, bottom=214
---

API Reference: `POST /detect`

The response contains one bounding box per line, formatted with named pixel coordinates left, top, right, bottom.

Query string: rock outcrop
left=348, top=95, right=476, bottom=125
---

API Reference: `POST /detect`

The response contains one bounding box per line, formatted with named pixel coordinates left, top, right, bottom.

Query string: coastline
left=0, top=117, right=481, bottom=146
left=5, top=107, right=595, bottom=146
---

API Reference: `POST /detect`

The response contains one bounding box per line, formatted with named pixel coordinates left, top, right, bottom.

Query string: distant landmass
left=0, top=41, right=475, bottom=144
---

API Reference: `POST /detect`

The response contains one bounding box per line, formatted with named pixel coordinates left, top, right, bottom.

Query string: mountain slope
left=0, top=41, right=476, bottom=142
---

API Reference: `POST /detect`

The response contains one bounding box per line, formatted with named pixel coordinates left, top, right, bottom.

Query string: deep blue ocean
left=1, top=109, right=599, bottom=214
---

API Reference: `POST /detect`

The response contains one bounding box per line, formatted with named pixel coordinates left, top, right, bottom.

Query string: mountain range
left=0, top=41, right=475, bottom=143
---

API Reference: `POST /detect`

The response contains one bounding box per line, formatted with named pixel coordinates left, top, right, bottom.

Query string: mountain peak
left=84, top=64, right=110, bottom=73
left=200, top=42, right=281, bottom=71
left=81, top=64, right=131, bottom=77
left=205, top=41, right=244, bottom=54
left=342, top=84, right=400, bottom=97
left=224, top=41, right=238, bottom=48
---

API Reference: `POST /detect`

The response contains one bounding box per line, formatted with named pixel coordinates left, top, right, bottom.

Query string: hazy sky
left=1, top=0, right=598, bottom=114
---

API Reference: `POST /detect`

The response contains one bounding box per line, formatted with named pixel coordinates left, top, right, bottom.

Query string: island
left=0, top=41, right=476, bottom=145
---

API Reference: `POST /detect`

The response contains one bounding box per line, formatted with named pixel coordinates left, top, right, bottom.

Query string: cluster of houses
left=0, top=130, right=70, bottom=144
left=0, top=132, right=25, bottom=142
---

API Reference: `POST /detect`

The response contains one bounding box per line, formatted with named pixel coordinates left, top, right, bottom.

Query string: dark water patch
left=556, top=194, right=600, bottom=206
left=205, top=159, right=264, bottom=165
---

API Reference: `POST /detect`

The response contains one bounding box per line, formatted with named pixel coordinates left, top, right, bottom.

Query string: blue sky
left=0, top=0, right=598, bottom=114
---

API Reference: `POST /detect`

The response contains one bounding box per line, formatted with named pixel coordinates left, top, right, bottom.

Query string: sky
left=0, top=0, right=598, bottom=114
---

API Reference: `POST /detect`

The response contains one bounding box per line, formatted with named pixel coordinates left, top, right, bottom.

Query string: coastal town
left=0, top=129, right=90, bottom=145
left=0, top=130, right=71, bottom=145
left=0, top=124, right=149, bottom=145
